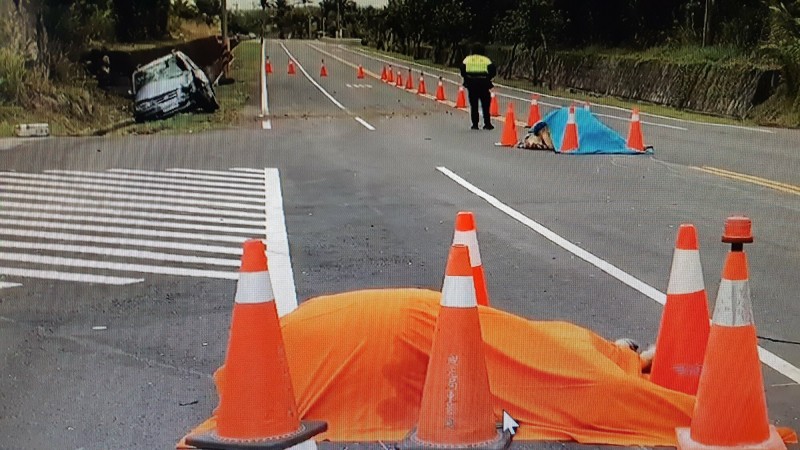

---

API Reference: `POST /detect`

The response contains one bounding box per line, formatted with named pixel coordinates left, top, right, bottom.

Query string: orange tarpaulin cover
left=179, top=288, right=797, bottom=447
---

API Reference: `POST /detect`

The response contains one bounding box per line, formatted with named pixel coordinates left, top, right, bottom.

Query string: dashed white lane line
left=437, top=165, right=800, bottom=385
left=259, top=38, right=271, bottom=131
left=279, top=42, right=375, bottom=131
left=0, top=282, right=22, bottom=289
left=264, top=168, right=298, bottom=318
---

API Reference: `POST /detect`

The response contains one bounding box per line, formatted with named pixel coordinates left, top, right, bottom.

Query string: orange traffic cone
left=526, top=94, right=541, bottom=127
left=489, top=92, right=500, bottom=117
left=435, top=77, right=446, bottom=101
left=357, top=64, right=365, bottom=79
left=496, top=102, right=518, bottom=147
left=320, top=60, right=328, bottom=77
left=455, top=86, right=467, bottom=108
left=396, top=71, right=404, bottom=88
left=405, top=69, right=414, bottom=90
left=560, top=105, right=579, bottom=152
left=417, top=75, right=427, bottom=95
left=387, top=66, right=394, bottom=83
left=288, top=59, right=296, bottom=75
left=265, top=57, right=273, bottom=74
left=184, top=239, right=327, bottom=449
left=649, top=224, right=710, bottom=395
left=676, top=216, right=786, bottom=450
left=453, top=212, right=490, bottom=307
left=627, top=108, right=646, bottom=152
left=381, top=65, right=388, bottom=82
left=399, top=244, right=512, bottom=450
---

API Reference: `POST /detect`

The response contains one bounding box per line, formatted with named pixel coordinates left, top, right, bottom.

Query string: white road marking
left=0, top=201, right=262, bottom=225
left=41, top=170, right=263, bottom=189
left=0, top=210, right=263, bottom=235
left=0, top=282, right=22, bottom=289
left=165, top=168, right=265, bottom=179
left=264, top=168, right=298, bottom=317
left=0, top=228, right=241, bottom=255
left=280, top=42, right=375, bottom=131
left=1, top=185, right=264, bottom=211
left=0, top=177, right=264, bottom=203
left=437, top=165, right=800, bottom=385
left=262, top=120, right=272, bottom=130
left=0, top=267, right=143, bottom=285
left=104, top=168, right=263, bottom=184
left=231, top=168, right=267, bottom=174
left=0, top=253, right=238, bottom=280
left=2, top=241, right=239, bottom=266
left=260, top=38, right=270, bottom=126
left=0, top=218, right=256, bottom=244
left=355, top=117, right=376, bottom=131
left=342, top=45, right=772, bottom=134
left=0, top=172, right=264, bottom=196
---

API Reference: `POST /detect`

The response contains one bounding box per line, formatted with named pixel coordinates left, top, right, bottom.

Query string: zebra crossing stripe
left=0, top=193, right=265, bottom=218
left=0, top=219, right=258, bottom=244
left=105, top=169, right=263, bottom=184
left=165, top=168, right=265, bottom=178
left=2, top=185, right=264, bottom=211
left=0, top=229, right=242, bottom=255
left=0, top=267, right=143, bottom=285
left=0, top=202, right=263, bottom=226
left=0, top=253, right=238, bottom=280
left=0, top=282, right=22, bottom=289
left=1, top=241, right=240, bottom=266
left=0, top=177, right=264, bottom=203
left=35, top=171, right=265, bottom=190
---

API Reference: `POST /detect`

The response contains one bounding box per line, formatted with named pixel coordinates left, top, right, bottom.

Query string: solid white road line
left=343, top=45, right=771, bottom=134
left=260, top=39, right=272, bottom=130
left=40, top=170, right=264, bottom=189
left=0, top=253, right=238, bottom=280
left=0, top=228, right=242, bottom=255
left=0, top=210, right=263, bottom=235
left=265, top=168, right=298, bottom=318
left=0, top=192, right=264, bottom=218
left=436, top=165, right=800, bottom=385
left=1, top=241, right=240, bottom=267
left=0, top=218, right=257, bottom=244
left=0, top=177, right=265, bottom=204
left=0, top=267, right=143, bottom=285
left=0, top=172, right=264, bottom=197
left=0, top=282, right=22, bottom=289
left=279, top=42, right=375, bottom=131
left=1, top=185, right=264, bottom=211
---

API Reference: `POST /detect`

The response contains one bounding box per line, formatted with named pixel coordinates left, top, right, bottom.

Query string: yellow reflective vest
left=462, top=54, right=492, bottom=75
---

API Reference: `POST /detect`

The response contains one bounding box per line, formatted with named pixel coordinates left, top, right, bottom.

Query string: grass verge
left=355, top=45, right=774, bottom=128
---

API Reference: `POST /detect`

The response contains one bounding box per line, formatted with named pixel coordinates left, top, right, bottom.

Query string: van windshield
left=133, top=56, right=187, bottom=92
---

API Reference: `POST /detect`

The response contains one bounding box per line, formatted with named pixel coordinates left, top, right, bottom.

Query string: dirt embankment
left=82, top=35, right=241, bottom=94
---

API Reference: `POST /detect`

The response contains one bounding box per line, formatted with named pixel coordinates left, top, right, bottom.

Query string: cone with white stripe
left=452, top=212, right=490, bottom=307
left=399, top=244, right=511, bottom=450
left=560, top=105, right=579, bottom=152
left=185, top=239, right=326, bottom=449
left=650, top=224, right=710, bottom=394
left=676, top=217, right=786, bottom=450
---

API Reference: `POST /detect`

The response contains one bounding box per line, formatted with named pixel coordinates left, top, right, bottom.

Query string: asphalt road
left=0, top=39, right=798, bottom=449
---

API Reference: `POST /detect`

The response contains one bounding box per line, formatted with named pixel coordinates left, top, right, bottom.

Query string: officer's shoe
left=483, top=124, right=494, bottom=130
left=470, top=124, right=480, bottom=130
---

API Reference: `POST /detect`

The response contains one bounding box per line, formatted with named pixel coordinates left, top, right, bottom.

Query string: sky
left=229, top=0, right=388, bottom=9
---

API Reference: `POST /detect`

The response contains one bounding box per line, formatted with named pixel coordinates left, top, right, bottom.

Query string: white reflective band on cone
left=452, top=230, right=482, bottom=267
left=712, top=279, right=754, bottom=326
left=441, top=275, right=477, bottom=308
left=234, top=271, right=274, bottom=304
left=666, top=249, right=705, bottom=295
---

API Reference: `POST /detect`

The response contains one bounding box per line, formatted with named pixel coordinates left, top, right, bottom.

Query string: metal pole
left=337, top=0, right=340, bottom=38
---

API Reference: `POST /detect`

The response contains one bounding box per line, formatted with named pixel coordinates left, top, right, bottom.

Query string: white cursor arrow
left=502, top=410, right=519, bottom=435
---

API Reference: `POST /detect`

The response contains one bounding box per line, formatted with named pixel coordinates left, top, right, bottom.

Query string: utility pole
left=222, top=0, right=230, bottom=78
left=336, top=0, right=340, bottom=38
left=702, top=0, right=712, bottom=47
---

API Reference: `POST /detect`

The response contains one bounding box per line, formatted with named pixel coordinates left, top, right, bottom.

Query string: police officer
left=460, top=43, right=497, bottom=130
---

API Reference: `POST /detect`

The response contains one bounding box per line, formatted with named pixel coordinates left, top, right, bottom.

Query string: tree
left=195, top=0, right=222, bottom=25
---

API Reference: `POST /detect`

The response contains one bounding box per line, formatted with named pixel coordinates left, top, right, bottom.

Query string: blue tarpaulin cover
left=543, top=107, right=654, bottom=155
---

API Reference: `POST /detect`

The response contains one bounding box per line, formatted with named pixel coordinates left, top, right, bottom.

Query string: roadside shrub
left=0, top=48, right=26, bottom=105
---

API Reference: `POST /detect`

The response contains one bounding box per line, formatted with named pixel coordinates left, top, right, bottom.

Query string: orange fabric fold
left=178, top=288, right=797, bottom=448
